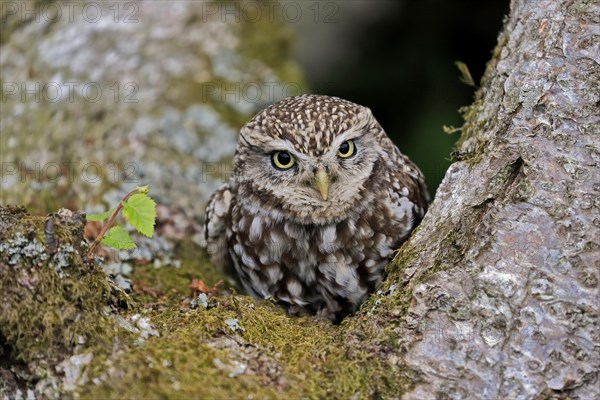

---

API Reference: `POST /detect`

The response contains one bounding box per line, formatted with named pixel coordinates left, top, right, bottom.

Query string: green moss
left=81, top=280, right=410, bottom=398
left=451, top=99, right=489, bottom=165
left=387, top=243, right=417, bottom=276
left=0, top=207, right=130, bottom=367
left=80, top=238, right=413, bottom=398
left=451, top=26, right=509, bottom=167
left=128, top=239, right=231, bottom=307
left=419, top=230, right=461, bottom=283
left=81, top=304, right=286, bottom=399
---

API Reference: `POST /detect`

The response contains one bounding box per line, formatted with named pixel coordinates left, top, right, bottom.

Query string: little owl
left=203, top=94, right=429, bottom=322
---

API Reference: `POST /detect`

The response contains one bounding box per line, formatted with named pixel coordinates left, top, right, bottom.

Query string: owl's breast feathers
left=203, top=168, right=427, bottom=322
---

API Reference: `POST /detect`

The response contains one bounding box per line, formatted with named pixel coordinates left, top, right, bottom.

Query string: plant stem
left=86, top=187, right=142, bottom=260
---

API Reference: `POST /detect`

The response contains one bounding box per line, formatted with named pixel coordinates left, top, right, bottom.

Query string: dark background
left=291, top=0, right=509, bottom=194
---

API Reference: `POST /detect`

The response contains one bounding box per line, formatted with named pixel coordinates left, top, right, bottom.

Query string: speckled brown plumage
left=203, top=94, right=429, bottom=322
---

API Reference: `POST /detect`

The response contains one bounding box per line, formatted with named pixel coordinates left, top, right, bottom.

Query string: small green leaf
left=122, top=193, right=156, bottom=237
left=86, top=207, right=117, bottom=222
left=101, top=226, right=137, bottom=250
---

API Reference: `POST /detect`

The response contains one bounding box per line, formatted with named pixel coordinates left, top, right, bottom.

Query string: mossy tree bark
left=346, top=0, right=598, bottom=397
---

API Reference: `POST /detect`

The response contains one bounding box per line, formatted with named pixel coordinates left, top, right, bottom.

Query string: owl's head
left=232, top=95, right=398, bottom=224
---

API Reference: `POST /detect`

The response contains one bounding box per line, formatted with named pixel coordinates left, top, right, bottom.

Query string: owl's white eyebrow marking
left=261, top=140, right=297, bottom=152
left=261, top=141, right=313, bottom=164
left=335, top=128, right=362, bottom=142
left=319, top=127, right=364, bottom=157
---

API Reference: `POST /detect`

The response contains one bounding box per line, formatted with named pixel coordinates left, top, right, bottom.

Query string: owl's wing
left=202, top=183, right=234, bottom=274
left=387, top=150, right=430, bottom=232
left=403, top=155, right=430, bottom=214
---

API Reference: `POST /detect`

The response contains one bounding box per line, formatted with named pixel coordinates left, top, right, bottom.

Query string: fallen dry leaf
left=189, top=278, right=223, bottom=297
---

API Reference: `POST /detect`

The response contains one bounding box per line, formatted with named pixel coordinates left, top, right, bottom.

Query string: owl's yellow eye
left=337, top=140, right=356, bottom=158
left=272, top=151, right=296, bottom=170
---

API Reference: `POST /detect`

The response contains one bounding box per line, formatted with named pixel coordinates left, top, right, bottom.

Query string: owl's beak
left=314, top=165, right=330, bottom=201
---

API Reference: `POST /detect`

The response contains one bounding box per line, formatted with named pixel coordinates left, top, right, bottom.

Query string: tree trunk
left=353, top=0, right=598, bottom=397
